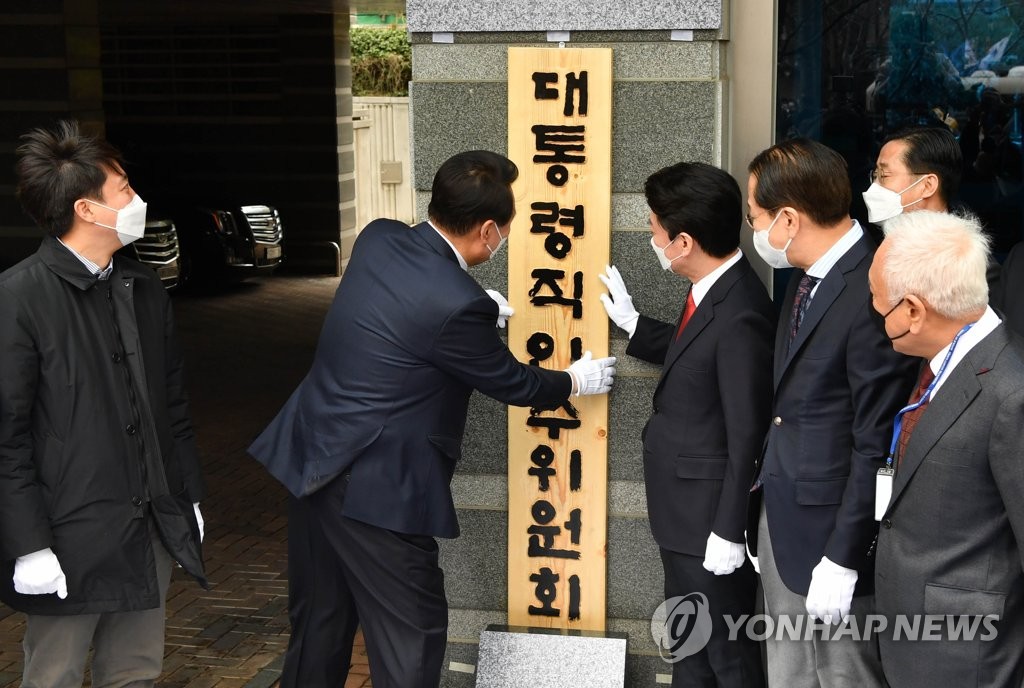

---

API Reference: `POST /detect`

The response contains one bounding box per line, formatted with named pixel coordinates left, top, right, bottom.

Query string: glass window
left=777, top=0, right=1024, bottom=258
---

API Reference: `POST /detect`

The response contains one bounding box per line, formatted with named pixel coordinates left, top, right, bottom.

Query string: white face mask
left=486, top=225, right=507, bottom=259
left=86, top=194, right=148, bottom=246
left=862, top=175, right=926, bottom=223
left=650, top=235, right=682, bottom=271
left=751, top=210, right=793, bottom=269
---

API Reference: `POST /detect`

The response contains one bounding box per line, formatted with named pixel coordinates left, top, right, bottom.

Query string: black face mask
left=882, top=297, right=910, bottom=341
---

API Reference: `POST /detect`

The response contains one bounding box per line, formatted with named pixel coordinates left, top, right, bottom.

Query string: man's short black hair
left=15, top=120, right=125, bottom=238
left=428, top=150, right=518, bottom=236
left=883, top=127, right=962, bottom=207
left=748, top=138, right=852, bottom=227
left=644, top=162, right=742, bottom=258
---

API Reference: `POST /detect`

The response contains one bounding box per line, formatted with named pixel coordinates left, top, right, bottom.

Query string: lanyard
left=885, top=323, right=973, bottom=468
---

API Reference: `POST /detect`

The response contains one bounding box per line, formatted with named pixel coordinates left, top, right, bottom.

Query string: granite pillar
left=406, top=2, right=729, bottom=685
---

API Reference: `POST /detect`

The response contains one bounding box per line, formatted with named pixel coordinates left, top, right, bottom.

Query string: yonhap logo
left=651, top=593, right=713, bottom=663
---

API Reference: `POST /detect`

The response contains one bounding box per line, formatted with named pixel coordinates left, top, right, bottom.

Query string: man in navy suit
left=249, top=151, right=616, bottom=688
left=746, top=139, right=917, bottom=686
left=600, top=162, right=772, bottom=687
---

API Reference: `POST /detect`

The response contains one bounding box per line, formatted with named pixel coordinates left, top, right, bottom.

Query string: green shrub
left=350, top=27, right=411, bottom=96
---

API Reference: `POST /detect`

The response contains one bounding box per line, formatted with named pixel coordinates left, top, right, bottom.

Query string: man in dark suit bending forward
left=249, top=150, right=616, bottom=688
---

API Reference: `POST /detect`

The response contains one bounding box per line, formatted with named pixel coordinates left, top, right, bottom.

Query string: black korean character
left=563, top=508, right=582, bottom=545
left=528, top=567, right=560, bottom=617
left=527, top=500, right=581, bottom=560
left=563, top=71, right=588, bottom=116
left=530, top=202, right=585, bottom=259
left=526, top=332, right=555, bottom=366
left=529, top=269, right=583, bottom=319
left=527, top=400, right=581, bottom=440
left=532, top=125, right=585, bottom=165
left=569, top=449, right=582, bottom=491
left=529, top=444, right=556, bottom=492
left=532, top=72, right=559, bottom=100
left=530, top=71, right=587, bottom=116
left=568, top=575, right=581, bottom=621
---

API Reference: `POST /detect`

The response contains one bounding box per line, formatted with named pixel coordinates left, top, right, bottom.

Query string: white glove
left=598, top=265, right=640, bottom=338
left=13, top=547, right=68, bottom=599
left=702, top=532, right=746, bottom=576
left=193, top=502, right=205, bottom=543
left=484, top=289, right=514, bottom=329
left=746, top=539, right=760, bottom=575
left=565, top=351, right=616, bottom=396
left=805, top=556, right=858, bottom=624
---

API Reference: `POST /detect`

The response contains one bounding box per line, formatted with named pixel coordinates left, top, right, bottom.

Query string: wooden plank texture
left=506, top=46, right=612, bottom=631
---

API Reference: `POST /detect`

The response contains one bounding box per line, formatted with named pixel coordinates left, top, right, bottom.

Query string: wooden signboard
left=506, top=46, right=612, bottom=631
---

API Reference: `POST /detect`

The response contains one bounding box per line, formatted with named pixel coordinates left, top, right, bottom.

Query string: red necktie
left=675, top=291, right=697, bottom=341
left=896, top=365, right=936, bottom=467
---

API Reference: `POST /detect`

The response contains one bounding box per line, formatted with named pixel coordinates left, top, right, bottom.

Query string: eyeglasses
left=745, top=209, right=776, bottom=229
left=868, top=169, right=927, bottom=185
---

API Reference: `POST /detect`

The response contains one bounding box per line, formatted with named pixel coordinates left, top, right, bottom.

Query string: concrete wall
left=406, top=2, right=730, bottom=685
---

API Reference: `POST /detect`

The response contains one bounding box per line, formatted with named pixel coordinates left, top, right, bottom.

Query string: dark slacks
left=280, top=474, right=448, bottom=688
left=660, top=547, right=765, bottom=688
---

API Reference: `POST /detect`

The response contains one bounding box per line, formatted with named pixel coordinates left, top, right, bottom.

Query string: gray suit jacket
left=875, top=324, right=1024, bottom=688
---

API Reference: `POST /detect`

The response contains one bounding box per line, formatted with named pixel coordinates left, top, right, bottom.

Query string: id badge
left=875, top=467, right=894, bottom=521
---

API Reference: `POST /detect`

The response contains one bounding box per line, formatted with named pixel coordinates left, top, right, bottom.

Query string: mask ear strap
left=83, top=198, right=115, bottom=212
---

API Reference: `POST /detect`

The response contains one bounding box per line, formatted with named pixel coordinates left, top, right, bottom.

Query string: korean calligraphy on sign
left=506, top=47, right=612, bottom=631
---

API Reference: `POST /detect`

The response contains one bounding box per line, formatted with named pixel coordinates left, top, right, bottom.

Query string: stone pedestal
left=476, top=625, right=628, bottom=688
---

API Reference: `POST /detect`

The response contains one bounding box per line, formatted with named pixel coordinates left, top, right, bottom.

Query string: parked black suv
left=175, top=204, right=285, bottom=285
left=124, top=216, right=181, bottom=289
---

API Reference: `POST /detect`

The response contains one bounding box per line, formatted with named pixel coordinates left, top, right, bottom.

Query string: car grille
left=240, top=205, right=283, bottom=244
left=136, top=219, right=179, bottom=264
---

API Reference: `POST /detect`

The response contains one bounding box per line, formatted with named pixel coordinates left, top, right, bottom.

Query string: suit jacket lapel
left=775, top=236, right=872, bottom=384
left=889, top=327, right=1008, bottom=508
left=661, top=304, right=711, bottom=367
left=658, top=259, right=746, bottom=385
left=773, top=270, right=800, bottom=387
left=412, top=221, right=461, bottom=265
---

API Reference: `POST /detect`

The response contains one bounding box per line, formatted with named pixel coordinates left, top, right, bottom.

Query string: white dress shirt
left=427, top=220, right=468, bottom=271
left=927, top=305, right=1002, bottom=399
left=690, top=249, right=742, bottom=307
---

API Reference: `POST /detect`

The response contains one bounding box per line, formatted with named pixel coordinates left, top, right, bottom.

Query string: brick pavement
left=0, top=275, right=373, bottom=688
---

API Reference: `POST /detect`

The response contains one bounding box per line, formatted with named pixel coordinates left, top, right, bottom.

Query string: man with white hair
left=868, top=210, right=1024, bottom=688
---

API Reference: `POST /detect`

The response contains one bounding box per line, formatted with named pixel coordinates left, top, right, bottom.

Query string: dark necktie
left=675, top=290, right=697, bottom=341
left=896, top=365, right=936, bottom=467
left=788, top=274, right=819, bottom=351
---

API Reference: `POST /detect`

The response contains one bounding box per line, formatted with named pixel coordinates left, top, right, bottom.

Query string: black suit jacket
left=876, top=324, right=1024, bottom=688
left=993, top=241, right=1024, bottom=338
left=628, top=256, right=774, bottom=556
left=752, top=232, right=917, bottom=595
left=249, top=220, right=571, bottom=538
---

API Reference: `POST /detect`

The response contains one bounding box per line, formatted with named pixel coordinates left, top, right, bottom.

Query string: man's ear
left=919, top=173, right=940, bottom=200
left=779, top=206, right=801, bottom=239
left=478, top=219, right=499, bottom=241
left=674, top=232, right=696, bottom=259
left=904, top=294, right=927, bottom=333
left=73, top=198, right=95, bottom=223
